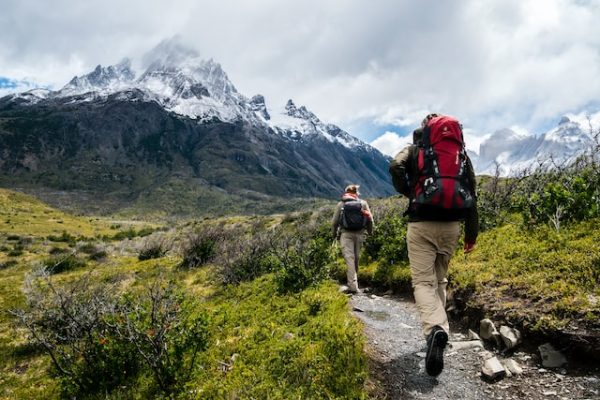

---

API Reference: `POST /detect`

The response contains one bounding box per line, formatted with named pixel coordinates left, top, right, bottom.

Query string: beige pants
left=340, top=230, right=365, bottom=292
left=407, top=221, right=460, bottom=337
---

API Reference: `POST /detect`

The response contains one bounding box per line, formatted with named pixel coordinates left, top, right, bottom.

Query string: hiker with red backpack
left=331, top=184, right=374, bottom=294
left=389, top=113, right=479, bottom=377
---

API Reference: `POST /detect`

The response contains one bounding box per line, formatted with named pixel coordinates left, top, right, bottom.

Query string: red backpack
left=413, top=115, right=474, bottom=210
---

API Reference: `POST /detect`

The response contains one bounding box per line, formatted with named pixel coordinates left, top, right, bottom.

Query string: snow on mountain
left=9, top=39, right=367, bottom=150
left=10, top=88, right=52, bottom=104
left=58, top=58, right=135, bottom=97
left=475, top=117, right=594, bottom=176
left=266, top=99, right=364, bottom=148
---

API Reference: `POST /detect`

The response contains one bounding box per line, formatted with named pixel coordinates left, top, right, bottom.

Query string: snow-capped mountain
left=13, top=38, right=367, bottom=151
left=58, top=58, right=135, bottom=97
left=474, top=117, right=595, bottom=175
left=0, top=39, right=393, bottom=214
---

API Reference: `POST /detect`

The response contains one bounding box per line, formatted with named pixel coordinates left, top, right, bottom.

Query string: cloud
left=370, top=131, right=412, bottom=157
left=2, top=0, right=600, bottom=141
left=0, top=76, right=42, bottom=97
left=371, top=128, right=489, bottom=157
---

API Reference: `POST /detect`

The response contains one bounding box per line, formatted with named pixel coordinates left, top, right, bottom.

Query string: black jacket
left=389, top=142, right=479, bottom=244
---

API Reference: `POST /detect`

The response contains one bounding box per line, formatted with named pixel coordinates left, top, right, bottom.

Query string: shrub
left=11, top=270, right=210, bottom=398
left=362, top=200, right=408, bottom=266
left=180, top=227, right=225, bottom=268
left=138, top=236, right=170, bottom=261
left=109, top=227, right=156, bottom=241
left=216, top=228, right=276, bottom=284
left=274, top=222, right=334, bottom=293
left=0, top=260, right=18, bottom=269
left=47, top=231, right=77, bottom=245
left=13, top=270, right=138, bottom=397
left=7, top=245, right=24, bottom=257
left=48, top=246, right=69, bottom=255
left=42, top=253, right=87, bottom=274
left=88, top=249, right=108, bottom=261
left=77, top=242, right=108, bottom=261
left=116, top=281, right=210, bottom=393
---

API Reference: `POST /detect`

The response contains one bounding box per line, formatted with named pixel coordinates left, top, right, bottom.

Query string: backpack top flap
left=424, top=115, right=464, bottom=148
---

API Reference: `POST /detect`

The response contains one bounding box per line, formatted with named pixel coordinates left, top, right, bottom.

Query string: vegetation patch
left=449, top=219, right=600, bottom=333
left=191, top=276, right=367, bottom=399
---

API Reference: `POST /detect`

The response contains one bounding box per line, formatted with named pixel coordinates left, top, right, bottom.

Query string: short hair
left=421, top=113, right=439, bottom=127
left=344, top=184, right=360, bottom=194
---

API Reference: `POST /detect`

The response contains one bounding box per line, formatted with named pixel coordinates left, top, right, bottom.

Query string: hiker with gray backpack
left=331, top=184, right=374, bottom=294
left=389, top=113, right=479, bottom=377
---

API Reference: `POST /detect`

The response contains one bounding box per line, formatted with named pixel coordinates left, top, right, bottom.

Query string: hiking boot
left=425, top=326, right=448, bottom=376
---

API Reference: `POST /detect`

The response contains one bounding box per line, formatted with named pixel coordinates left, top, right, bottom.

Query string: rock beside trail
left=482, top=356, right=507, bottom=381
left=502, top=358, right=523, bottom=375
left=499, top=325, right=522, bottom=349
left=449, top=340, right=484, bottom=351
left=538, top=343, right=567, bottom=368
left=479, top=318, right=502, bottom=346
left=468, top=329, right=481, bottom=341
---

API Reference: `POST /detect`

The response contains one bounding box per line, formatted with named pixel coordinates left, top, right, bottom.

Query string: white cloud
left=2, top=0, right=600, bottom=140
left=370, top=131, right=412, bottom=157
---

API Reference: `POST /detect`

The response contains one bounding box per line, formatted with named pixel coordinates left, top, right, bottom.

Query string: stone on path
left=503, top=358, right=524, bottom=375
left=480, top=318, right=502, bottom=346
left=468, top=329, right=481, bottom=341
left=449, top=340, right=484, bottom=351
left=482, top=356, right=507, bottom=381
left=499, top=325, right=522, bottom=349
left=538, top=343, right=567, bottom=368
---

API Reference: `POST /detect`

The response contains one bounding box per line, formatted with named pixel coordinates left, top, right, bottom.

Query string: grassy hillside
left=0, top=189, right=367, bottom=399
left=449, top=218, right=600, bottom=333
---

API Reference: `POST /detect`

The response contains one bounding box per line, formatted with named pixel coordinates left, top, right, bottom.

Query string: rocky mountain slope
left=0, top=40, right=393, bottom=215
left=472, top=116, right=597, bottom=175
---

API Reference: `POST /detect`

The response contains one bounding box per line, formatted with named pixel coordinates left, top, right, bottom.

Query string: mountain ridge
left=473, top=116, right=596, bottom=175
left=0, top=40, right=394, bottom=216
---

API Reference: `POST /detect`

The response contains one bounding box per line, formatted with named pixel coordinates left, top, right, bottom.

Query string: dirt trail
left=351, top=292, right=600, bottom=400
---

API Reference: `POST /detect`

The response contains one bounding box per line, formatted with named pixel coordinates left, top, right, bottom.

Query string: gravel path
left=350, top=292, right=600, bottom=400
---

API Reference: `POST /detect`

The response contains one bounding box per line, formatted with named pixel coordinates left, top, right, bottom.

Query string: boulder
left=482, top=356, right=507, bottom=381
left=480, top=319, right=502, bottom=346
left=499, top=326, right=522, bottom=349
left=480, top=319, right=498, bottom=340
left=538, top=343, right=567, bottom=368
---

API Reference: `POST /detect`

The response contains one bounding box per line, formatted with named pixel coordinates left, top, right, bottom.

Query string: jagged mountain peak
left=249, top=94, right=270, bottom=120
left=284, top=99, right=319, bottom=122
left=476, top=117, right=594, bottom=175
left=59, top=58, right=135, bottom=95
left=5, top=41, right=372, bottom=151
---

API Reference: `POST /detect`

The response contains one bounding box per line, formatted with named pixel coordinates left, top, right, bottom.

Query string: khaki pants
left=340, top=230, right=365, bottom=292
left=407, top=221, right=460, bottom=337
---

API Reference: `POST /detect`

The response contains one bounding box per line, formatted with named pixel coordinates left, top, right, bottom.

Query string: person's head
left=412, top=128, right=423, bottom=145
left=421, top=113, right=439, bottom=128
left=344, top=184, right=360, bottom=196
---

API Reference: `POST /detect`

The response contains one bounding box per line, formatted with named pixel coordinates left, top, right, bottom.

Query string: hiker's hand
left=464, top=241, right=476, bottom=254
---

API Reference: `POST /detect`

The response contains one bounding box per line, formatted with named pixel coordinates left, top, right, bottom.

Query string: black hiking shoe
left=425, top=326, right=448, bottom=377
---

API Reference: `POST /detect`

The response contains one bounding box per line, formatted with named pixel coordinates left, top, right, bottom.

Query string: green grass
left=449, top=218, right=600, bottom=332
left=188, top=275, right=366, bottom=399
left=0, top=189, right=368, bottom=399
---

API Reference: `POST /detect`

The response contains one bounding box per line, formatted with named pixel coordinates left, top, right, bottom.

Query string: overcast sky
left=2, top=0, right=600, bottom=156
